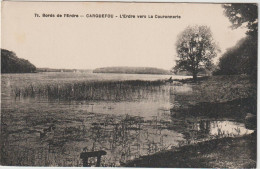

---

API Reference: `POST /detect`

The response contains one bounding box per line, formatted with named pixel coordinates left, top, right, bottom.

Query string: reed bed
left=13, top=80, right=166, bottom=101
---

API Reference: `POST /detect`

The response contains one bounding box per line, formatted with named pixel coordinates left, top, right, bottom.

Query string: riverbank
left=125, top=132, right=256, bottom=168
left=124, top=75, right=257, bottom=168
left=174, top=75, right=256, bottom=104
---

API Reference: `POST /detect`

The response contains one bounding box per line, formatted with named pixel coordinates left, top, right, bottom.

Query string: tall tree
left=222, top=3, right=258, bottom=37
left=174, top=25, right=219, bottom=81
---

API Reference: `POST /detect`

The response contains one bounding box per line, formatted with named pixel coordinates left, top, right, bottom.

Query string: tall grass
left=13, top=80, right=166, bottom=101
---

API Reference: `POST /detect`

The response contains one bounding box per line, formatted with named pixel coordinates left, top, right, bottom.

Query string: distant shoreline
left=93, top=66, right=172, bottom=75
left=93, top=72, right=172, bottom=75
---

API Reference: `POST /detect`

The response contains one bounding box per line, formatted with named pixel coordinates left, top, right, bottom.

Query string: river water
left=0, top=72, right=254, bottom=166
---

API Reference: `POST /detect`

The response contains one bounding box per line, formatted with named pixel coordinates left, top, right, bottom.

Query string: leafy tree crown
left=174, top=25, right=219, bottom=76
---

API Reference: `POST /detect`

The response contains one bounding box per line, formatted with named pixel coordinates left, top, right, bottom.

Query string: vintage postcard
left=1, top=1, right=257, bottom=168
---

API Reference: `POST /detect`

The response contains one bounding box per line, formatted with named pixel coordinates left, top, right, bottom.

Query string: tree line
left=1, top=49, right=36, bottom=73
left=214, top=4, right=257, bottom=78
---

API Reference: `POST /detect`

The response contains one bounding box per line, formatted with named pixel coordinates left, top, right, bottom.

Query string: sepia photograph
left=0, top=1, right=258, bottom=168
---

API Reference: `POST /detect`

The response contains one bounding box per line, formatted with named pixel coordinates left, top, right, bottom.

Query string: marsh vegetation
left=13, top=80, right=165, bottom=101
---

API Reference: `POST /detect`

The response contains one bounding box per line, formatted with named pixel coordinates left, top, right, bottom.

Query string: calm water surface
left=1, top=72, right=254, bottom=166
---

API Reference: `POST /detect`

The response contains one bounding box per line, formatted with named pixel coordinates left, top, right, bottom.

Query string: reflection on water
left=210, top=121, right=253, bottom=137
left=182, top=120, right=254, bottom=144
left=0, top=73, right=254, bottom=166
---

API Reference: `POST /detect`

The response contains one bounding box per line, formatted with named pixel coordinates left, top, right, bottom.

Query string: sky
left=2, top=2, right=247, bottom=70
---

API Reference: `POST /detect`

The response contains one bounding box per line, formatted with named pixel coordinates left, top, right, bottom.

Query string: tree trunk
left=192, top=72, right=197, bottom=82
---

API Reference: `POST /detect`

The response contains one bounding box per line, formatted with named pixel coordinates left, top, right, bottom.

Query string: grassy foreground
left=124, top=75, right=257, bottom=168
